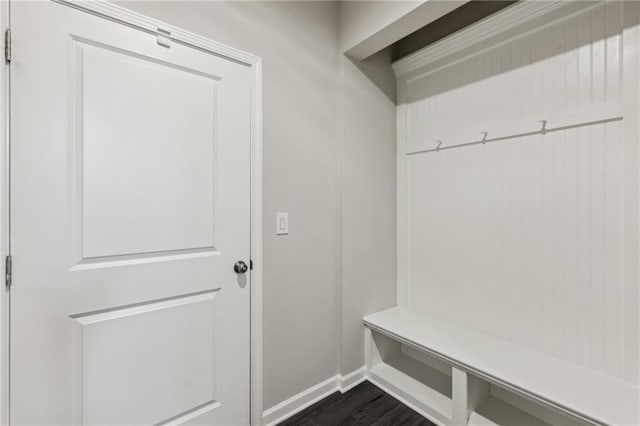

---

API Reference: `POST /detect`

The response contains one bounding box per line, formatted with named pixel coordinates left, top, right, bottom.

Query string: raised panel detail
left=71, top=290, right=219, bottom=425
left=76, top=39, right=220, bottom=259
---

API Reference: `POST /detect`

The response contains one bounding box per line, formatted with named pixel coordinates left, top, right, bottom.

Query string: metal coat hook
left=436, top=140, right=443, bottom=152
left=481, top=132, right=488, bottom=144
left=539, top=120, right=548, bottom=135
left=157, top=28, right=172, bottom=48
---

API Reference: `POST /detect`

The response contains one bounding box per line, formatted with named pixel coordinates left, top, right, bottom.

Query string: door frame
left=0, top=0, right=264, bottom=424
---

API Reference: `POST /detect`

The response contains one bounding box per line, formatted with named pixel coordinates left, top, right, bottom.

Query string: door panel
left=11, top=2, right=251, bottom=425
left=72, top=291, right=218, bottom=425
left=78, top=38, right=219, bottom=259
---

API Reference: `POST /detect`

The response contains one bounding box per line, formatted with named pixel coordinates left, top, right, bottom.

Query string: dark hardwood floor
left=278, top=381, right=436, bottom=426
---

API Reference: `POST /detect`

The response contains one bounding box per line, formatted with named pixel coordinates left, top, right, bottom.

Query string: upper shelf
left=364, top=307, right=640, bottom=426
left=392, top=1, right=599, bottom=80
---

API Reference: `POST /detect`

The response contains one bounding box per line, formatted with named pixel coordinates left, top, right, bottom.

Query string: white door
left=10, top=2, right=252, bottom=425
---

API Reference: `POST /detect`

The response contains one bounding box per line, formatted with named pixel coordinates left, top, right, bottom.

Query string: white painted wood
left=393, top=1, right=599, bottom=82
left=10, top=2, right=255, bottom=424
left=452, top=368, right=469, bottom=426
left=250, top=57, right=264, bottom=426
left=395, top=0, right=635, bottom=388
left=466, top=374, right=490, bottom=424
left=0, top=2, right=9, bottom=425
left=339, top=366, right=367, bottom=392
left=2, top=1, right=264, bottom=421
left=396, top=104, right=408, bottom=308
left=261, top=368, right=367, bottom=426
left=401, top=344, right=451, bottom=377
left=72, top=291, right=218, bottom=425
left=622, top=0, right=640, bottom=388
left=364, top=326, right=373, bottom=373
left=404, top=101, right=622, bottom=155
left=468, top=397, right=550, bottom=426
left=45, top=2, right=264, bottom=421
left=390, top=1, right=640, bottom=424
left=262, top=375, right=338, bottom=426
left=365, top=329, right=453, bottom=425
left=489, top=386, right=584, bottom=426
left=452, top=368, right=489, bottom=426
left=364, top=307, right=640, bottom=426
left=54, top=0, right=260, bottom=66
left=78, top=39, right=218, bottom=258
left=369, top=359, right=452, bottom=425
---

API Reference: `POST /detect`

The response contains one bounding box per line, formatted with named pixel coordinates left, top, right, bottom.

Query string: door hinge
left=5, top=255, right=11, bottom=289
left=4, top=28, right=11, bottom=64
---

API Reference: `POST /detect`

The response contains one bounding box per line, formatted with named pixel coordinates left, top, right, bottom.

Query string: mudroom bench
left=364, top=308, right=639, bottom=426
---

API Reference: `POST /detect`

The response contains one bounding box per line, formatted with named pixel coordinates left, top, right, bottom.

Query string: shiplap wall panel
left=404, top=3, right=627, bottom=381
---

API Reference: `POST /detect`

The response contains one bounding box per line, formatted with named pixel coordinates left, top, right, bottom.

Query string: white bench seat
left=364, top=307, right=640, bottom=426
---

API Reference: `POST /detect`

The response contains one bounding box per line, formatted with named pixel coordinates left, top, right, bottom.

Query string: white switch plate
left=276, top=212, right=288, bottom=235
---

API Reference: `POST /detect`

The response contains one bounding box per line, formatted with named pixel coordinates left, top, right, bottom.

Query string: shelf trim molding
left=392, top=1, right=601, bottom=80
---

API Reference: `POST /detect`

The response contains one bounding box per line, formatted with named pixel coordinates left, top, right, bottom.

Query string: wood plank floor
left=278, top=381, right=436, bottom=426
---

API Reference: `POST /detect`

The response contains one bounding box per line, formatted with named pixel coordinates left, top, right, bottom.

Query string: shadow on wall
left=347, top=47, right=397, bottom=104
left=393, top=1, right=516, bottom=61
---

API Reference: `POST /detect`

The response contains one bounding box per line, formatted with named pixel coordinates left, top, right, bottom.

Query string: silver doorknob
left=234, top=260, right=249, bottom=274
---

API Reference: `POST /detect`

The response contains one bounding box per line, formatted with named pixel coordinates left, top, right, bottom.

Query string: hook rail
left=406, top=101, right=623, bottom=156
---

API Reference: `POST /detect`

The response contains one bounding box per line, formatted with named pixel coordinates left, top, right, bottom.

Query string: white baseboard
left=262, top=367, right=367, bottom=426
left=262, top=376, right=338, bottom=426
left=339, top=366, right=367, bottom=392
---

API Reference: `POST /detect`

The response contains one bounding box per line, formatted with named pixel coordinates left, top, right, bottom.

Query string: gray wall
left=115, top=0, right=398, bottom=411
left=339, top=49, right=397, bottom=375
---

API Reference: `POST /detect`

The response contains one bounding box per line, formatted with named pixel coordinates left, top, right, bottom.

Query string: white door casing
left=8, top=1, right=262, bottom=424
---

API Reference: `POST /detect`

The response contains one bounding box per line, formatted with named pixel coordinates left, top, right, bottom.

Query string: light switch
left=276, top=212, right=288, bottom=235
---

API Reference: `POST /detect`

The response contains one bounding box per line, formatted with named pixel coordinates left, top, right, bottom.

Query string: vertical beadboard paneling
left=404, top=3, right=628, bottom=381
